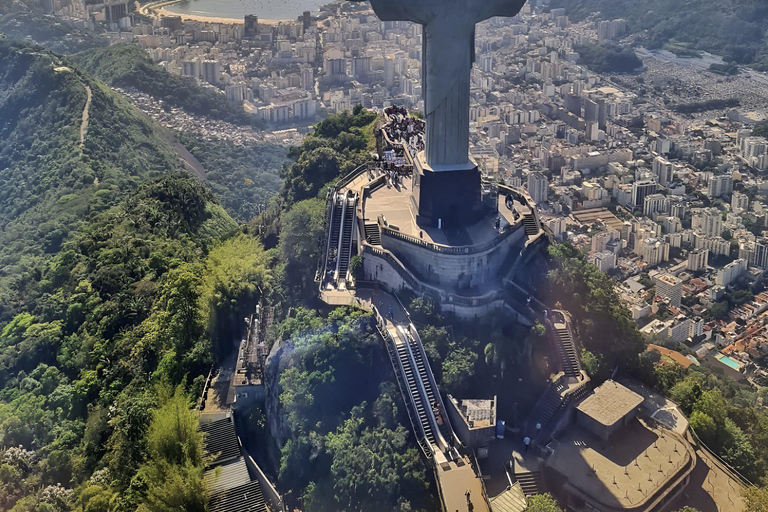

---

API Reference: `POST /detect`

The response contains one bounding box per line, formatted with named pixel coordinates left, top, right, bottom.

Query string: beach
left=141, top=1, right=292, bottom=25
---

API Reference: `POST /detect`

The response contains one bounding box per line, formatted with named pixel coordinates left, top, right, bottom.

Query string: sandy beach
left=143, top=1, right=291, bottom=25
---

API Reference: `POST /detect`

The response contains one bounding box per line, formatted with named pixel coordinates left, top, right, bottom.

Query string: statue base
left=410, top=152, right=485, bottom=228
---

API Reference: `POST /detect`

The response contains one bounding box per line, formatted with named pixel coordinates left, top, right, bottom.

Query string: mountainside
left=0, top=41, right=189, bottom=322
left=71, top=44, right=289, bottom=222
left=551, top=0, right=768, bottom=69
left=71, top=44, right=253, bottom=125
left=0, top=1, right=106, bottom=54
left=0, top=42, right=277, bottom=512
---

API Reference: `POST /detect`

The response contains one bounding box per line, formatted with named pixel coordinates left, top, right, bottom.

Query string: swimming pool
left=715, top=353, right=743, bottom=371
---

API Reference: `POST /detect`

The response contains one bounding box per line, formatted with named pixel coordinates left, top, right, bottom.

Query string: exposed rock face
left=263, top=336, right=296, bottom=466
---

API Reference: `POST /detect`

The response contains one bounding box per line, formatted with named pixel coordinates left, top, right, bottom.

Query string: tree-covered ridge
left=71, top=45, right=254, bottom=126
left=176, top=133, right=288, bottom=223
left=0, top=41, right=186, bottom=324
left=280, top=104, right=377, bottom=205
left=574, top=42, right=643, bottom=73
left=0, top=175, right=271, bottom=511
left=551, top=0, right=768, bottom=69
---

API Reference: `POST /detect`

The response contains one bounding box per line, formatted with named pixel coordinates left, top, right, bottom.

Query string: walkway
left=79, top=84, right=92, bottom=148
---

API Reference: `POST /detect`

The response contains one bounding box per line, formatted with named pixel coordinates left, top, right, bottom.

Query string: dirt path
left=79, top=84, right=92, bottom=148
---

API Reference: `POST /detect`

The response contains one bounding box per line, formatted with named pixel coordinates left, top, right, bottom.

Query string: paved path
left=79, top=84, right=92, bottom=148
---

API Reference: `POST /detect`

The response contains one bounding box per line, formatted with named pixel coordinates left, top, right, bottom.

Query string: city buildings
left=655, top=273, right=683, bottom=308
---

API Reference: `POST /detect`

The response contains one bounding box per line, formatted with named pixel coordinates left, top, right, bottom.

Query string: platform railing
left=378, top=217, right=523, bottom=255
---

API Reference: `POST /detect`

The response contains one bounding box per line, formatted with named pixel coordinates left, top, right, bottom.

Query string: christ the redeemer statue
left=354, top=0, right=528, bottom=170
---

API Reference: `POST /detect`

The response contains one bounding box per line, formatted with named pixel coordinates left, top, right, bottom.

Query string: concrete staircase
left=522, top=213, right=539, bottom=236
left=555, top=324, right=581, bottom=377
left=515, top=471, right=544, bottom=497
left=364, top=222, right=382, bottom=245
left=529, top=387, right=563, bottom=431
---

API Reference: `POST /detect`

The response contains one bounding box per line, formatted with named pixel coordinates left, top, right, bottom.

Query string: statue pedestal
left=410, top=152, right=486, bottom=228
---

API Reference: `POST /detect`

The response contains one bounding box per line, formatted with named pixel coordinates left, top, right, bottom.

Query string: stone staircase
left=522, top=213, right=539, bottom=236
left=364, top=222, right=382, bottom=245
left=555, top=324, right=581, bottom=377
left=515, top=471, right=544, bottom=497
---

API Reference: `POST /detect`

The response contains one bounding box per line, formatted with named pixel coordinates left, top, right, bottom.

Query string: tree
left=441, top=348, right=478, bottom=395
left=135, top=459, right=207, bottom=512
left=690, top=410, right=718, bottom=447
left=581, top=349, right=609, bottom=382
left=279, top=198, right=326, bottom=300
left=146, top=388, right=204, bottom=467
left=322, top=416, right=429, bottom=512
left=669, top=375, right=703, bottom=415
left=199, top=234, right=270, bottom=359
left=744, top=485, right=768, bottom=512
left=525, top=493, right=564, bottom=512
left=547, top=243, right=645, bottom=367
left=134, top=387, right=207, bottom=512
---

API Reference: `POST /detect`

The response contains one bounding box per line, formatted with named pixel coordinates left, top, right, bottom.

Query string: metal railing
left=379, top=219, right=523, bottom=255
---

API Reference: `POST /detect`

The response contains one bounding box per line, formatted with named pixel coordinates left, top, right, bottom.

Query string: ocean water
left=164, top=0, right=331, bottom=20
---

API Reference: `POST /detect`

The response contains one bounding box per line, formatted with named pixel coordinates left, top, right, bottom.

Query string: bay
left=164, top=0, right=331, bottom=21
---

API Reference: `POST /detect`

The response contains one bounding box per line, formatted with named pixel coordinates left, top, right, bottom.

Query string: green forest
left=551, top=0, right=768, bottom=70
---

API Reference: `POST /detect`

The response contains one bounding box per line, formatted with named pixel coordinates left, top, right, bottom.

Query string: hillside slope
left=551, top=0, right=768, bottom=69
left=0, top=41, right=186, bottom=321
left=71, top=44, right=252, bottom=125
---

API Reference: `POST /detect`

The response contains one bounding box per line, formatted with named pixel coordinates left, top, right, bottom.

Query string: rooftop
left=577, top=380, right=643, bottom=427
left=200, top=416, right=242, bottom=465
left=572, top=207, right=625, bottom=231
left=458, top=398, right=495, bottom=428
left=548, top=417, right=693, bottom=510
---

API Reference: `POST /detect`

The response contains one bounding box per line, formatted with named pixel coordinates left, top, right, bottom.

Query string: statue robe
left=368, top=0, right=527, bottom=168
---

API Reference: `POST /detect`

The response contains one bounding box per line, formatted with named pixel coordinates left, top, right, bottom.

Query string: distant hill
left=71, top=44, right=255, bottom=125
left=0, top=41, right=187, bottom=319
left=550, top=0, right=768, bottom=70
left=0, top=1, right=106, bottom=54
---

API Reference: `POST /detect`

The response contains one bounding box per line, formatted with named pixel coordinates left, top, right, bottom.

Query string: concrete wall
left=361, top=250, right=519, bottom=320
left=576, top=407, right=637, bottom=442
left=445, top=395, right=497, bottom=450
left=381, top=226, right=525, bottom=289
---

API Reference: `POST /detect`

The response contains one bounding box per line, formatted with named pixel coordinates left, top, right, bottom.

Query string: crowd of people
left=384, top=105, right=425, bottom=156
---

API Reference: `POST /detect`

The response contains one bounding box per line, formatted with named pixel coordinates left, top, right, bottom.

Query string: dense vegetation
left=574, top=42, right=643, bottom=73
left=753, top=121, right=768, bottom=138
left=272, top=308, right=434, bottom=512
left=0, top=41, right=185, bottom=324
left=0, top=174, right=267, bottom=511
left=0, top=41, right=278, bottom=510
left=71, top=45, right=254, bottom=126
left=0, top=37, right=441, bottom=510
left=175, top=133, right=287, bottom=223
left=551, top=0, right=768, bottom=69
left=672, top=98, right=741, bottom=114
left=279, top=105, right=377, bottom=205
